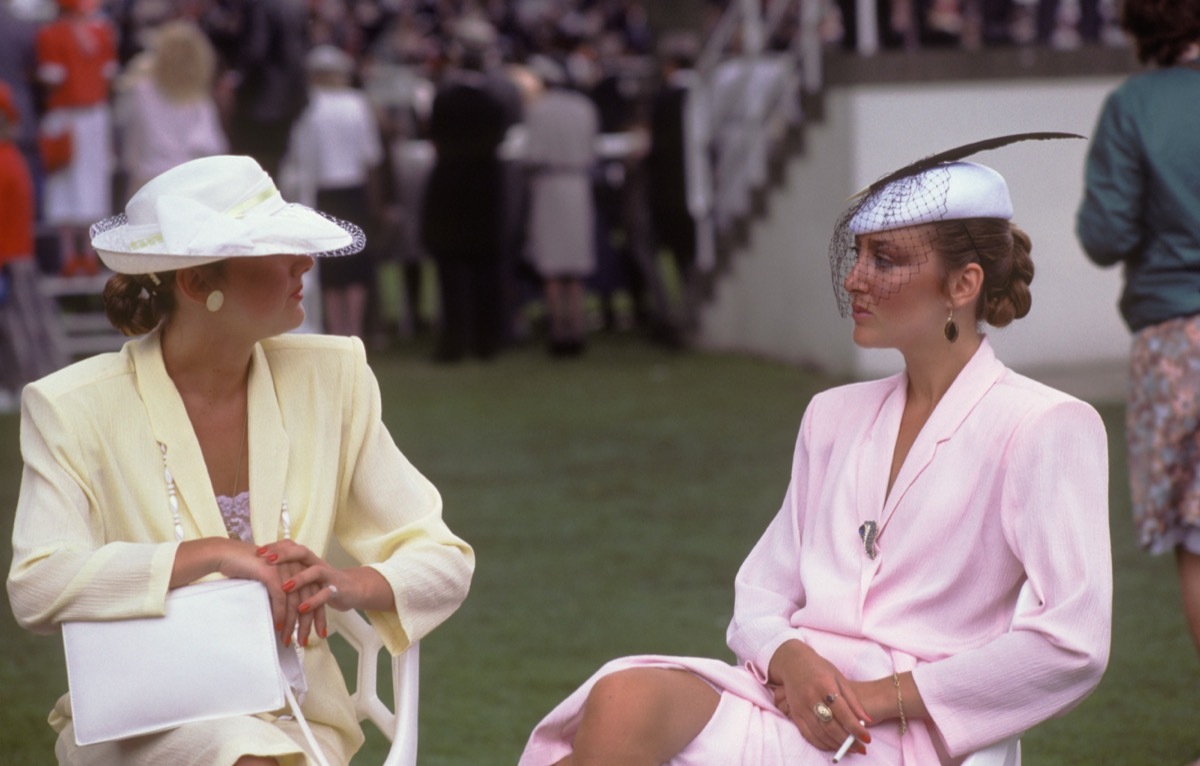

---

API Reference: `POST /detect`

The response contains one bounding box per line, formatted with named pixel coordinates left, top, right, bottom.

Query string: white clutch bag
left=58, top=439, right=333, bottom=765
left=62, top=578, right=287, bottom=746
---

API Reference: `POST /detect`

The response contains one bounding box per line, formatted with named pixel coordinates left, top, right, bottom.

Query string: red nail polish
left=284, top=633, right=291, bottom=647
left=267, top=554, right=278, bottom=563
left=275, top=621, right=283, bottom=631
left=282, top=580, right=295, bottom=593
left=318, top=626, right=327, bottom=638
left=256, top=546, right=268, bottom=555
left=299, top=603, right=311, bottom=614
left=301, top=635, right=308, bottom=647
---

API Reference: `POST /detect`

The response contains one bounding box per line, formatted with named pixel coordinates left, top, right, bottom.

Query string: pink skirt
left=518, top=655, right=920, bottom=766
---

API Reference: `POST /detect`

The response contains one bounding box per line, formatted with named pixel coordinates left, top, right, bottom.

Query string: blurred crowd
left=0, top=0, right=701, bottom=376
left=831, top=0, right=1126, bottom=50
left=0, top=0, right=1129, bottom=399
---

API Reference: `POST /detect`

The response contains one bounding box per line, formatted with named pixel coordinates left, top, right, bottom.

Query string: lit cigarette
left=831, top=721, right=866, bottom=763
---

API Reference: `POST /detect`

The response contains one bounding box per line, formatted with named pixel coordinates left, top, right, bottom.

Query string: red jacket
left=0, top=142, right=35, bottom=265
left=35, top=16, right=116, bottom=110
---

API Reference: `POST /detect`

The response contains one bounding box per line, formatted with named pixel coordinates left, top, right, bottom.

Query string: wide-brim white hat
left=91, top=155, right=364, bottom=275
left=847, top=161, right=1013, bottom=235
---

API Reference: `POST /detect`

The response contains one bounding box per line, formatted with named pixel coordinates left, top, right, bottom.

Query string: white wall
left=697, top=90, right=858, bottom=374
left=698, top=75, right=1132, bottom=397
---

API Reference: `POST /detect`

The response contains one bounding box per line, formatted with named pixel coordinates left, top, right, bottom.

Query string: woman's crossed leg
left=553, top=668, right=721, bottom=766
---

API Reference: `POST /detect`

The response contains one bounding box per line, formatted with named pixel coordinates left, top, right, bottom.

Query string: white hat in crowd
left=306, top=44, right=355, bottom=76
left=527, top=54, right=568, bottom=87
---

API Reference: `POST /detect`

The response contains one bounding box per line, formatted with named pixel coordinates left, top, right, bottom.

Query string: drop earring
left=206, top=290, right=225, bottom=313
left=944, top=308, right=959, bottom=343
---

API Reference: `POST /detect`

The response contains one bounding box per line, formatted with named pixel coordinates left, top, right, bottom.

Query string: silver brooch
left=858, top=521, right=878, bottom=560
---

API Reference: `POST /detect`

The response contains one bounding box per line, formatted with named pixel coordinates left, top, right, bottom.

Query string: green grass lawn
left=1, top=334, right=1196, bottom=765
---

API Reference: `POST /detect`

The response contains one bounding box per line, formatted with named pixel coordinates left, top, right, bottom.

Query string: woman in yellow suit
left=6, top=155, right=474, bottom=765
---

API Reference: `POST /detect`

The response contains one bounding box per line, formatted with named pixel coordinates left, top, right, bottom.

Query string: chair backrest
left=327, top=609, right=420, bottom=766
left=961, top=736, right=1021, bottom=766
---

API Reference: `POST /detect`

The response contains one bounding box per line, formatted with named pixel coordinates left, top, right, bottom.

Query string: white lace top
left=215, top=491, right=253, bottom=543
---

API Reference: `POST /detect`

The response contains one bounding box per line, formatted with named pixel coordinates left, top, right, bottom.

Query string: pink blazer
left=728, top=338, right=1112, bottom=757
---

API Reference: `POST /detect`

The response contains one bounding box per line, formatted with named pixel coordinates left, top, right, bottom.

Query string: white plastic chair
left=328, top=609, right=420, bottom=766
left=959, top=581, right=1041, bottom=766
left=962, top=735, right=1021, bottom=766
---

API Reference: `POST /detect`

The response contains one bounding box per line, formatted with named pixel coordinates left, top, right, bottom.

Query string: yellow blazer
left=7, top=329, right=474, bottom=762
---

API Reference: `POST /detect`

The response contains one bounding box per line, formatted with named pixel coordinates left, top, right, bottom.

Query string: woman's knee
left=575, top=668, right=720, bottom=757
left=585, top=669, right=677, bottom=721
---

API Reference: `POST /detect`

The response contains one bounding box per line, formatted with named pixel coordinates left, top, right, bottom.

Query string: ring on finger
left=813, top=703, right=834, bottom=723
left=824, top=692, right=839, bottom=705
left=327, top=583, right=339, bottom=601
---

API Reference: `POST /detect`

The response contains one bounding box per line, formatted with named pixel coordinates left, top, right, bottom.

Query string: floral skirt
left=1128, top=314, right=1200, bottom=555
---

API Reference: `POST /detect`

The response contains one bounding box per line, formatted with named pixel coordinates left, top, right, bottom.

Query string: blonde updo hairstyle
left=931, top=218, right=1034, bottom=328
left=103, top=262, right=224, bottom=336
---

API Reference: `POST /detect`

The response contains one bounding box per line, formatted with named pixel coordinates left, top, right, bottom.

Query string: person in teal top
left=1076, top=0, right=1200, bottom=684
left=1077, top=20, right=1200, bottom=330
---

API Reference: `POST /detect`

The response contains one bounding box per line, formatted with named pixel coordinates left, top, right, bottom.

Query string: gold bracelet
left=892, top=671, right=908, bottom=736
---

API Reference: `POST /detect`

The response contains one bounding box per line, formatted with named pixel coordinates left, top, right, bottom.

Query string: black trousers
left=432, top=251, right=507, bottom=361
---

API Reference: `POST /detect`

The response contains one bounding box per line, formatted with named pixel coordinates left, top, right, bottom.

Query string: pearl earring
left=206, top=290, right=225, bottom=313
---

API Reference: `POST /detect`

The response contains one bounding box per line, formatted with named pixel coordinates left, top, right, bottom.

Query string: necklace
left=231, top=415, right=247, bottom=498
left=160, top=440, right=291, bottom=543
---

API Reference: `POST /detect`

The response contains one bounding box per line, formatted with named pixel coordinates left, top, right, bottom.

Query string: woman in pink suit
left=518, top=138, right=1112, bottom=765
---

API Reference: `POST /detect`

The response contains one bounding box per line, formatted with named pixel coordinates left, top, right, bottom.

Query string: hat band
left=127, top=184, right=283, bottom=252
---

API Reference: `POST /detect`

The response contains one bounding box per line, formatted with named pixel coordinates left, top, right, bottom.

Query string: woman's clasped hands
left=206, top=536, right=394, bottom=648
left=255, top=539, right=349, bottom=648
left=206, top=537, right=347, bottom=648
left=768, top=639, right=874, bottom=758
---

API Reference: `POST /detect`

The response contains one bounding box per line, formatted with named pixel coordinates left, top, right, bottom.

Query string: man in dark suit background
left=420, top=18, right=515, bottom=362
left=646, top=35, right=699, bottom=331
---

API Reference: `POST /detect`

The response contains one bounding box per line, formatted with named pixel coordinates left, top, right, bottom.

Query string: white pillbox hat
left=847, top=161, right=1013, bottom=235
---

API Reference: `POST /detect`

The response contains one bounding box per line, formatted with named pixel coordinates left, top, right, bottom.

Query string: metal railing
left=687, top=0, right=821, bottom=272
